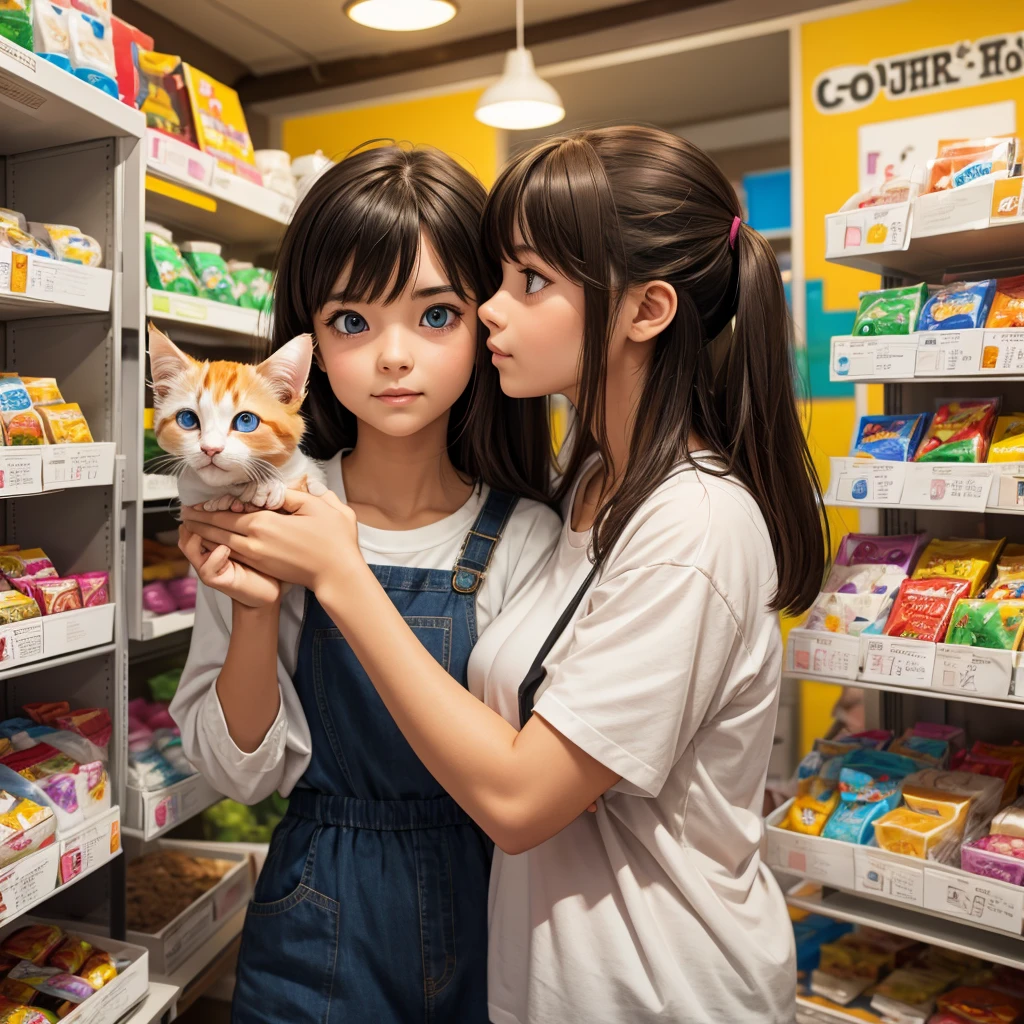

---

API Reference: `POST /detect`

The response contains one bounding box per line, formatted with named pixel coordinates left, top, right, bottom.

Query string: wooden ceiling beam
left=236, top=0, right=721, bottom=105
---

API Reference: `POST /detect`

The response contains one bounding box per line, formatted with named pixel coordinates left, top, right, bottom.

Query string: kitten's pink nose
left=200, top=444, right=224, bottom=457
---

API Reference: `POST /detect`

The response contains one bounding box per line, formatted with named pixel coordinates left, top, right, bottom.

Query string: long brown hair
left=270, top=143, right=552, bottom=503
left=483, top=126, right=827, bottom=614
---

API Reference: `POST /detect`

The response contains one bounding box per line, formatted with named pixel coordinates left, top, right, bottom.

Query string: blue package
left=793, top=915, right=853, bottom=974
left=851, top=413, right=929, bottom=461
left=918, top=280, right=996, bottom=332
left=822, top=797, right=898, bottom=844
left=839, top=750, right=921, bottom=803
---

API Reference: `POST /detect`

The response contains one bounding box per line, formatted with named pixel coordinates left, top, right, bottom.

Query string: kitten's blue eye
left=421, top=305, right=458, bottom=330
left=232, top=412, right=260, bottom=433
left=176, top=410, right=199, bottom=430
left=336, top=312, right=368, bottom=335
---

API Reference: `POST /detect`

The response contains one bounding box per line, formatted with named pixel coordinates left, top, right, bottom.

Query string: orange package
left=927, top=136, right=1019, bottom=193
left=987, top=275, right=1024, bottom=331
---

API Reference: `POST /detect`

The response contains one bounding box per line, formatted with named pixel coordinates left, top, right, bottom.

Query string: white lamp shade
left=345, top=0, right=457, bottom=31
left=475, top=48, right=565, bottom=130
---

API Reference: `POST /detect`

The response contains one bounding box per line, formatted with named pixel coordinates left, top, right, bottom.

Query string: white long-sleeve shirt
left=170, top=452, right=560, bottom=804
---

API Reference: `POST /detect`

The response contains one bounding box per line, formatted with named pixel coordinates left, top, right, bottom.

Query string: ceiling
left=131, top=0, right=631, bottom=75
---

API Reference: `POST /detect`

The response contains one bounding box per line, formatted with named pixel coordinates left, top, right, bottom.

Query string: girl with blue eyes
left=171, top=145, right=559, bottom=1024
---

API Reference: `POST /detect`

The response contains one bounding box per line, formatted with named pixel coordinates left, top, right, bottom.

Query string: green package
left=945, top=598, right=1024, bottom=649
left=852, top=283, right=929, bottom=336
left=145, top=229, right=199, bottom=295
left=0, top=2, right=32, bottom=52
left=181, top=243, right=238, bottom=305
left=229, top=265, right=274, bottom=310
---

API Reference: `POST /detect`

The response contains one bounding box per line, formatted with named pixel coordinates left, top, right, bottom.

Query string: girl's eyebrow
left=323, top=284, right=456, bottom=304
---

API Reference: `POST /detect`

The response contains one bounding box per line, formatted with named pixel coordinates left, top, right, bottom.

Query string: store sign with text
left=814, top=32, right=1024, bottom=114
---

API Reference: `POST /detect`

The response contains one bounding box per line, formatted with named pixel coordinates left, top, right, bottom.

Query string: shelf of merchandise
left=146, top=288, right=267, bottom=346
left=141, top=610, right=195, bottom=641
left=123, top=981, right=180, bottom=1024
left=124, top=773, right=224, bottom=842
left=0, top=28, right=144, bottom=963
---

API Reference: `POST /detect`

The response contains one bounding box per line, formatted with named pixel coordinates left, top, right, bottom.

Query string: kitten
left=148, top=324, right=326, bottom=512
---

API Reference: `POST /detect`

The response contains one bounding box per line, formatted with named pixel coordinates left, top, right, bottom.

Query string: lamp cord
left=516, top=0, right=524, bottom=51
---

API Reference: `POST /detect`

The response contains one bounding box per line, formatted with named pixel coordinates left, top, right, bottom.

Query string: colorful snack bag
left=0, top=592, right=40, bottom=624
left=144, top=226, right=199, bottom=295
left=985, top=544, right=1024, bottom=599
left=0, top=1, right=32, bottom=51
left=804, top=564, right=905, bottom=636
left=851, top=413, right=929, bottom=461
left=19, top=379, right=63, bottom=408
left=133, top=48, right=196, bottom=142
left=987, top=275, right=1024, bottom=330
left=77, top=951, right=115, bottom=990
left=937, top=986, right=1024, bottom=1024
left=5, top=960, right=96, bottom=1004
left=952, top=751, right=1024, bottom=807
left=33, top=2, right=72, bottom=72
left=27, top=226, right=102, bottom=268
left=823, top=797, right=899, bottom=843
left=917, top=280, right=996, bottom=332
left=889, top=731, right=950, bottom=767
left=179, top=242, right=238, bottom=306
left=852, top=283, right=929, bottom=336
left=68, top=11, right=118, bottom=98
left=884, top=577, right=972, bottom=641
left=835, top=532, right=926, bottom=573
left=911, top=537, right=1004, bottom=596
left=72, top=572, right=108, bottom=607
left=988, top=415, right=1024, bottom=463
left=946, top=599, right=1024, bottom=650
left=928, top=136, right=1020, bottom=192
left=38, top=404, right=93, bottom=445
left=961, top=834, right=1024, bottom=885
left=839, top=750, right=920, bottom=803
left=785, top=790, right=839, bottom=835
left=914, top=398, right=999, bottom=462
left=228, top=263, right=274, bottom=310
left=18, top=550, right=56, bottom=579
left=33, top=579, right=82, bottom=615
left=2, top=409, right=45, bottom=446
left=2, top=925, right=64, bottom=965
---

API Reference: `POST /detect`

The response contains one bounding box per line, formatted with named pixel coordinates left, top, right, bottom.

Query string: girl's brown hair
left=269, top=143, right=552, bottom=503
left=483, top=126, right=827, bottom=614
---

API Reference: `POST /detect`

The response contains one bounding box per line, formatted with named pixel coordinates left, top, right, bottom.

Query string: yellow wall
left=281, top=87, right=500, bottom=188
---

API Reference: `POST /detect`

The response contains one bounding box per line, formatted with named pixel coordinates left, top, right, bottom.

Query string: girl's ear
left=626, top=281, right=677, bottom=343
left=148, top=323, right=194, bottom=399
left=257, top=333, right=313, bottom=405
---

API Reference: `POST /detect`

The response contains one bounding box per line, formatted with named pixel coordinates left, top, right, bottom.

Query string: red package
left=47, top=935, right=93, bottom=974
left=1, top=924, right=63, bottom=964
left=111, top=16, right=154, bottom=108
left=952, top=751, right=1024, bottom=806
left=23, top=702, right=71, bottom=726
left=913, top=399, right=999, bottom=463
left=884, top=577, right=971, bottom=642
left=54, top=708, right=112, bottom=750
left=937, top=985, right=1024, bottom=1024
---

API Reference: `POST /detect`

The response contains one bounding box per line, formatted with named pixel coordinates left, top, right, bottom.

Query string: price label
left=828, top=458, right=906, bottom=505
left=933, top=645, right=1013, bottom=698
left=915, top=329, right=984, bottom=375
left=903, top=463, right=994, bottom=510
left=42, top=443, right=114, bottom=489
left=831, top=337, right=917, bottom=380
left=861, top=638, right=935, bottom=688
left=766, top=827, right=855, bottom=889
left=923, top=869, right=1024, bottom=933
left=787, top=630, right=860, bottom=680
left=0, top=450, right=42, bottom=495
left=854, top=849, right=923, bottom=905
left=826, top=203, right=911, bottom=257
left=0, top=849, right=58, bottom=923
left=979, top=330, right=1024, bottom=374
left=0, top=620, right=44, bottom=671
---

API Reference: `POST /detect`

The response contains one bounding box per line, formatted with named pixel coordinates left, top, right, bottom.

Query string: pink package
left=142, top=581, right=175, bottom=615
left=961, top=834, right=1024, bottom=885
left=73, top=572, right=109, bottom=607
left=845, top=729, right=893, bottom=749
left=912, top=722, right=966, bottom=750
left=835, top=533, right=927, bottom=573
left=167, top=576, right=196, bottom=610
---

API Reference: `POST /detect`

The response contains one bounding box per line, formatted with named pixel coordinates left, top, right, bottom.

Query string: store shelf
left=124, top=774, right=224, bottom=841
left=0, top=253, right=113, bottom=317
left=0, top=604, right=116, bottom=676
left=146, top=289, right=266, bottom=345
left=141, top=610, right=195, bottom=641
left=122, top=982, right=179, bottom=1024
left=0, top=443, right=116, bottom=499
left=143, top=474, right=180, bottom=503
left=0, top=40, right=144, bottom=155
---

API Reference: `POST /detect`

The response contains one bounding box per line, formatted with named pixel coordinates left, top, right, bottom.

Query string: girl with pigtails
left=184, top=126, right=826, bottom=1023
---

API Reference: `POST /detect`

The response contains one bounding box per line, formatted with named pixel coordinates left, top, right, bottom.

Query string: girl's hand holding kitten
left=178, top=523, right=282, bottom=608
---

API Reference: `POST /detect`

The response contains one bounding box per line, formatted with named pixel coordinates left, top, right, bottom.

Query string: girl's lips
left=490, top=350, right=511, bottom=363
left=374, top=393, right=422, bottom=406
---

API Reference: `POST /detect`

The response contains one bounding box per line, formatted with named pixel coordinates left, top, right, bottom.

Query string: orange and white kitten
left=148, top=325, right=326, bottom=512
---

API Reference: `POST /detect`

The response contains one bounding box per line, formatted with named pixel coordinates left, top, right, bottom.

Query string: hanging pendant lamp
left=344, top=0, right=457, bottom=32
left=475, top=0, right=564, bottom=130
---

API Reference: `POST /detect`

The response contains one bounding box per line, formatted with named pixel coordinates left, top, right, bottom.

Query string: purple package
left=142, top=581, right=175, bottom=615
left=73, top=571, right=109, bottom=607
left=37, top=772, right=80, bottom=815
left=961, top=834, right=1024, bottom=885
left=167, top=576, right=196, bottom=610
left=835, top=533, right=927, bottom=573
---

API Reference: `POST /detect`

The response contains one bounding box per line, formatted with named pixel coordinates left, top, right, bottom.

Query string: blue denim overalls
left=232, top=489, right=518, bottom=1024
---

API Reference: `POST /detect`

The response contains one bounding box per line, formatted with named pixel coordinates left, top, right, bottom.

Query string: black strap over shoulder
left=517, top=563, right=600, bottom=728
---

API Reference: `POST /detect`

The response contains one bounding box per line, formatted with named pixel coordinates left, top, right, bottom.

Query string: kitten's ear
left=148, top=323, right=193, bottom=399
left=257, top=334, right=312, bottom=406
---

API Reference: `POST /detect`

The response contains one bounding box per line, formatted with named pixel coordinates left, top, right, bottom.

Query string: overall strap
left=452, top=488, right=519, bottom=594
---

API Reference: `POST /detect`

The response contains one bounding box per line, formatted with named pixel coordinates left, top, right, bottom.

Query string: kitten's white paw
left=203, top=494, right=237, bottom=512
left=240, top=479, right=286, bottom=510
left=306, top=479, right=328, bottom=497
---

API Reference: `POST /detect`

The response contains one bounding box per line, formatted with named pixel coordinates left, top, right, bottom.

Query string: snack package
left=0, top=0, right=31, bottom=51
left=38, top=404, right=93, bottom=445
left=851, top=413, right=929, bottom=461
left=852, top=283, right=929, bottom=337
left=822, top=797, right=899, bottom=844
left=68, top=10, right=117, bottom=97
left=144, top=226, right=199, bottom=296
left=17, top=379, right=63, bottom=408
left=15, top=549, right=56, bottom=579
left=5, top=960, right=96, bottom=1004
left=952, top=748, right=1024, bottom=807
left=988, top=415, right=1024, bottom=464
left=917, top=280, right=996, bottom=333
left=871, top=965, right=950, bottom=1007
left=0, top=592, right=40, bottom=624
left=911, top=537, right=1004, bottom=596
left=179, top=242, right=238, bottom=305
left=182, top=63, right=260, bottom=183
left=928, top=136, right=1020, bottom=192
left=839, top=750, right=921, bottom=803
left=904, top=767, right=1005, bottom=839
left=2, top=410, right=45, bottom=446
left=33, top=579, right=82, bottom=615
left=33, top=2, right=71, bottom=72
left=914, top=399, right=1000, bottom=462
left=809, top=969, right=870, bottom=1005
left=884, top=576, right=972, bottom=641
left=987, top=275, right=1024, bottom=331
left=1, top=925, right=63, bottom=965
left=27, top=225, right=102, bottom=268
left=874, top=805, right=964, bottom=860
left=990, top=796, right=1024, bottom=838
left=835, top=533, right=926, bottom=573
left=818, top=934, right=896, bottom=981
left=72, top=573, right=108, bottom=607
left=961, top=834, right=1024, bottom=885
left=228, top=264, right=274, bottom=310
left=141, top=581, right=175, bottom=615
left=804, top=563, right=906, bottom=636
left=77, top=951, right=115, bottom=989
left=889, top=731, right=950, bottom=767
left=946, top=599, right=1024, bottom=650
left=937, top=985, right=1024, bottom=1024
left=132, top=47, right=196, bottom=142
left=110, top=16, right=153, bottom=108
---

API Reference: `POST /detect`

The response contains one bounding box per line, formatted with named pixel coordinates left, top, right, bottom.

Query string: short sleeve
left=532, top=564, right=747, bottom=798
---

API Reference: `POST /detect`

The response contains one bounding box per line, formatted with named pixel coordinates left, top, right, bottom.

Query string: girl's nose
left=479, top=293, right=507, bottom=333
left=377, top=327, right=413, bottom=373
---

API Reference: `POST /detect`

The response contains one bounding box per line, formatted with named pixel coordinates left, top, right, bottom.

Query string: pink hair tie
left=729, top=216, right=742, bottom=250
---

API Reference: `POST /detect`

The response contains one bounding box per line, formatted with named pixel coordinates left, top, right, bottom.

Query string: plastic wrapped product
left=870, top=965, right=950, bottom=1011
left=33, top=579, right=81, bottom=615
left=821, top=796, right=898, bottom=843
left=5, top=960, right=97, bottom=1004
left=884, top=576, right=972, bottom=642
left=45, top=938, right=91, bottom=976
left=852, top=283, right=929, bottom=336
left=77, top=951, right=115, bottom=990
left=911, top=538, right=1004, bottom=597
left=988, top=415, right=1024, bottom=464
left=918, top=280, right=996, bottom=332
left=0, top=0, right=31, bottom=51
left=914, top=399, right=1000, bottom=462
left=889, top=731, right=950, bottom=767
left=990, top=796, right=1024, bottom=838
left=33, top=2, right=71, bottom=71
left=835, top=533, right=926, bottom=573
left=20, top=379, right=63, bottom=408
left=937, top=985, right=1024, bottom=1024
left=142, top=581, right=175, bottom=615
left=27, top=225, right=102, bottom=268
left=952, top=749, right=1024, bottom=807
left=809, top=969, right=870, bottom=1005
left=144, top=227, right=199, bottom=295
left=133, top=48, right=195, bottom=142
left=166, top=576, right=196, bottom=611
left=987, top=275, right=1024, bottom=330
left=228, top=264, right=274, bottom=310
left=851, top=413, right=929, bottom=461
left=38, top=404, right=93, bottom=445
left=928, top=136, right=1019, bottom=192
left=71, top=573, right=108, bottom=607
left=839, top=750, right=921, bottom=804
left=946, top=599, right=1024, bottom=650
left=818, top=935, right=895, bottom=981
left=873, top=801, right=967, bottom=862
left=0, top=592, right=40, bottom=624
left=784, top=789, right=839, bottom=836
left=68, top=11, right=117, bottom=98
left=0, top=1004, right=59, bottom=1024
left=179, top=242, right=238, bottom=306
left=961, top=834, right=1024, bottom=885
left=1, top=925, right=64, bottom=965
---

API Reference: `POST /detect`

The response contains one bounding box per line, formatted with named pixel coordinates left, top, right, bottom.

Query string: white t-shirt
left=467, top=454, right=796, bottom=1024
left=171, top=451, right=560, bottom=805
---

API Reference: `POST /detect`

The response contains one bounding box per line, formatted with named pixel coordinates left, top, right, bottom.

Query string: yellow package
left=39, top=403, right=93, bottom=444
left=22, top=377, right=63, bottom=407
left=912, top=537, right=1005, bottom=596
left=785, top=790, right=839, bottom=836
left=819, top=937, right=894, bottom=981
left=988, top=415, right=1024, bottom=462
left=873, top=806, right=964, bottom=860
left=985, top=545, right=1024, bottom=599
left=0, top=591, right=40, bottom=624
left=182, top=64, right=259, bottom=182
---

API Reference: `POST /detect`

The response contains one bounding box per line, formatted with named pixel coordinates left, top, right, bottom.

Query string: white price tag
left=787, top=630, right=861, bottom=680
left=854, top=849, right=923, bottom=905
left=0, top=450, right=41, bottom=496
left=60, top=812, right=119, bottom=883
left=825, top=203, right=911, bottom=257
left=861, top=637, right=935, bottom=688
left=42, top=442, right=115, bottom=490
left=0, top=620, right=44, bottom=671
left=831, top=336, right=918, bottom=380
left=923, top=869, right=1024, bottom=933
left=932, top=645, right=1013, bottom=698
left=915, top=329, right=984, bottom=375
left=902, top=463, right=994, bottom=510
left=0, top=848, right=58, bottom=923
left=0, top=249, right=10, bottom=292
left=828, top=457, right=906, bottom=505
left=766, top=828, right=855, bottom=889
left=980, top=330, right=1024, bottom=374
